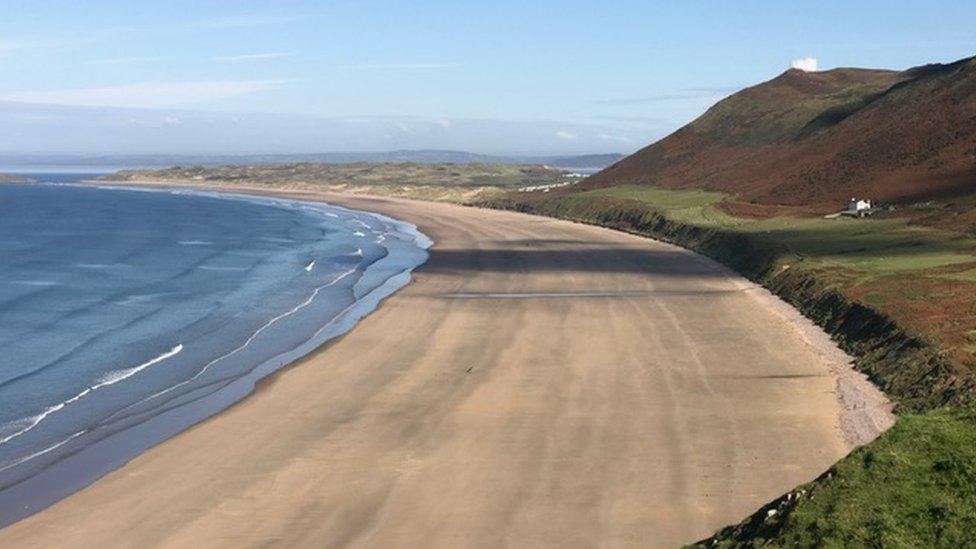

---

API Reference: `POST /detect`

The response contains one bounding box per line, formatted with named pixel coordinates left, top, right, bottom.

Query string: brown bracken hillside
left=584, top=56, right=976, bottom=213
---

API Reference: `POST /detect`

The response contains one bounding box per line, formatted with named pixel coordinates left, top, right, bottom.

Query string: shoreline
left=0, top=184, right=432, bottom=528
left=88, top=178, right=896, bottom=447
left=1, top=180, right=892, bottom=547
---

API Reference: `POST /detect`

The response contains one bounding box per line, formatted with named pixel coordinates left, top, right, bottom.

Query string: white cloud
left=0, top=39, right=50, bottom=58
left=90, top=56, right=164, bottom=65
left=555, top=130, right=578, bottom=140
left=0, top=40, right=22, bottom=56
left=0, top=80, right=287, bottom=108
left=338, top=62, right=462, bottom=70
left=190, top=14, right=303, bottom=29
left=434, top=118, right=452, bottom=129
left=214, top=52, right=296, bottom=62
left=597, top=133, right=635, bottom=144
left=791, top=57, right=819, bottom=72
left=123, top=116, right=184, bottom=128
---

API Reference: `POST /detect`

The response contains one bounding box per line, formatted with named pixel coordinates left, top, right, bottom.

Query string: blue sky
left=1, top=1, right=974, bottom=155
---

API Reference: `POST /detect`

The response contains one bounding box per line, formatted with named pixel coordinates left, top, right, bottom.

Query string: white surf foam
left=124, top=269, right=357, bottom=408
left=10, top=280, right=60, bottom=287
left=0, top=345, right=184, bottom=447
left=199, top=266, right=249, bottom=272
left=0, top=431, right=86, bottom=473
left=75, top=263, right=127, bottom=269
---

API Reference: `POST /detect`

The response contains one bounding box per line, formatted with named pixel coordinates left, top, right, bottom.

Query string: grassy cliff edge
left=481, top=192, right=976, bottom=547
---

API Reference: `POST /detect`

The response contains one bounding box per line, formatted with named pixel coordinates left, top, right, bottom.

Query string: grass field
left=579, top=185, right=976, bottom=278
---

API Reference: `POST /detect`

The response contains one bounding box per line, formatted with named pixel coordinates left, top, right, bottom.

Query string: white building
left=844, top=198, right=873, bottom=218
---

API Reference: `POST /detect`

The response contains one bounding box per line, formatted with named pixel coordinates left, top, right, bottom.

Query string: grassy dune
left=105, top=162, right=576, bottom=204
left=0, top=174, right=33, bottom=184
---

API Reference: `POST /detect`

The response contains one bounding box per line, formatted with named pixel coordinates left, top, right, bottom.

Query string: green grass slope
left=694, top=406, right=976, bottom=548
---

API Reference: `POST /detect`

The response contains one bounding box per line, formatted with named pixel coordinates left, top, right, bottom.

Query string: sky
left=0, top=1, right=974, bottom=156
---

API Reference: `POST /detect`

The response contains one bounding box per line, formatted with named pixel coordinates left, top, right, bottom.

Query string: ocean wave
left=115, top=292, right=169, bottom=305
left=0, top=431, right=86, bottom=473
left=9, top=280, right=60, bottom=287
left=0, top=345, right=183, bottom=447
left=199, top=266, right=249, bottom=272
left=0, top=185, right=432, bottom=506
left=75, top=263, right=128, bottom=270
left=108, top=269, right=358, bottom=413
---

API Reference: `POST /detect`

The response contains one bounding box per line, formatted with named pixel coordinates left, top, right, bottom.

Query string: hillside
left=584, top=56, right=976, bottom=212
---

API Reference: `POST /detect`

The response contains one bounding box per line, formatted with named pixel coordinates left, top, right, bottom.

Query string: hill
left=584, top=56, right=976, bottom=212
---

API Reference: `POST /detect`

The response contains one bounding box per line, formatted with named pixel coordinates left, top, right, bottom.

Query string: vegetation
left=105, top=162, right=577, bottom=204
left=584, top=56, right=976, bottom=210
left=692, top=406, right=976, bottom=548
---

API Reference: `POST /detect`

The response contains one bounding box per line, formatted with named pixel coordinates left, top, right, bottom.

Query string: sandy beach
left=0, top=190, right=891, bottom=548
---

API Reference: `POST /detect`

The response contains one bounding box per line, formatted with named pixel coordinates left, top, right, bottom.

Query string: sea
left=0, top=174, right=430, bottom=525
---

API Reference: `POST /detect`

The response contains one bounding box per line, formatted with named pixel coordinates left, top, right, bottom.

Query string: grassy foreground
left=484, top=184, right=976, bottom=547
left=697, top=406, right=976, bottom=547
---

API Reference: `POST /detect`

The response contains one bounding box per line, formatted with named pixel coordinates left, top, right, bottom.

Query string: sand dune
left=0, top=192, right=887, bottom=548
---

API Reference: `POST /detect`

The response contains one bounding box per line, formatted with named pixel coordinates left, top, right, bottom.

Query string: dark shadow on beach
left=421, top=247, right=727, bottom=277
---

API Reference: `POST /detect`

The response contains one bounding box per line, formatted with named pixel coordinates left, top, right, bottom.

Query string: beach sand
left=0, top=191, right=891, bottom=548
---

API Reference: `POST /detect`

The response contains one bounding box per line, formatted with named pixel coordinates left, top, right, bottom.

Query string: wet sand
left=0, top=190, right=891, bottom=548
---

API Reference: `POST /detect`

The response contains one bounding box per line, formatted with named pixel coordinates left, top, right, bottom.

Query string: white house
left=844, top=198, right=873, bottom=217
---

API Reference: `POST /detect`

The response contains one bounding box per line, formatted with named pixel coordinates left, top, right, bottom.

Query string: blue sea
left=0, top=175, right=430, bottom=525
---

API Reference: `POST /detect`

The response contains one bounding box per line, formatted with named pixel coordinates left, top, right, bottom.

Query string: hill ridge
left=587, top=55, right=976, bottom=211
